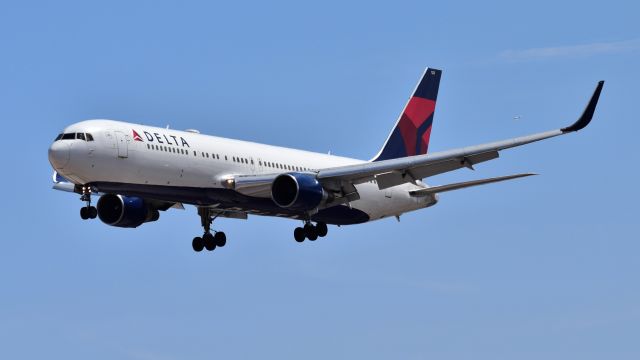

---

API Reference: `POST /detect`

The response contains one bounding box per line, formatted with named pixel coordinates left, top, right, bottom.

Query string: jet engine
left=96, top=194, right=160, bottom=228
left=271, top=173, right=328, bottom=211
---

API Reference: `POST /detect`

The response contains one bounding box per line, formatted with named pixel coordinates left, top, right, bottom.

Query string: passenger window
left=85, top=133, right=94, bottom=141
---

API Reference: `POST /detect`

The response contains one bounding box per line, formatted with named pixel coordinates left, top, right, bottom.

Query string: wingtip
left=561, top=80, right=604, bottom=133
left=510, top=173, right=538, bottom=179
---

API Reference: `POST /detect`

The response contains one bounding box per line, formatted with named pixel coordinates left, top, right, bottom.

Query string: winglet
left=561, top=80, right=604, bottom=133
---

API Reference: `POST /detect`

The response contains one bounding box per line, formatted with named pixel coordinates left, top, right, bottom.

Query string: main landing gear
left=79, top=185, right=97, bottom=220
left=192, top=207, right=227, bottom=253
left=294, top=222, right=328, bottom=242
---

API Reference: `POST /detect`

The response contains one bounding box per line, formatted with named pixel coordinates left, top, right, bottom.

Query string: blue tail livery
left=372, top=68, right=441, bottom=162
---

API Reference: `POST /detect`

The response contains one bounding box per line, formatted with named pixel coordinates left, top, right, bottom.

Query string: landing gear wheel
left=294, top=227, right=305, bottom=242
left=195, top=207, right=229, bottom=253
left=89, top=206, right=97, bottom=219
left=316, top=222, right=328, bottom=237
left=203, top=233, right=216, bottom=251
left=80, top=207, right=89, bottom=220
left=304, top=223, right=318, bottom=241
left=214, top=232, right=226, bottom=247
left=81, top=206, right=98, bottom=220
left=192, top=237, right=205, bottom=252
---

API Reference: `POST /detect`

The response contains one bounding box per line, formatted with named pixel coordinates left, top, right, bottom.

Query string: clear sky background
left=0, top=1, right=638, bottom=359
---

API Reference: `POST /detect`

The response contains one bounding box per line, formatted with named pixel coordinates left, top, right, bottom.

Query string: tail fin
left=372, top=68, right=441, bottom=162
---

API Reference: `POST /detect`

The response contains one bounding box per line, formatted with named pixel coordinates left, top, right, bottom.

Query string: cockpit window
left=56, top=132, right=95, bottom=141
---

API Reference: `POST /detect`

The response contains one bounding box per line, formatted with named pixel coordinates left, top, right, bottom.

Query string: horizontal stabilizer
left=409, top=173, right=536, bottom=197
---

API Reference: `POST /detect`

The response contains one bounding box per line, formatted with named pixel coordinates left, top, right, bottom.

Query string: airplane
left=48, top=68, right=604, bottom=253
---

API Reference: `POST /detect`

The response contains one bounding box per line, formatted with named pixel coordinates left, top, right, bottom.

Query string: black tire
left=294, top=227, right=305, bottom=242
left=214, top=232, right=226, bottom=247
left=316, top=222, right=328, bottom=237
left=89, top=206, right=98, bottom=219
left=305, top=224, right=318, bottom=241
left=80, top=207, right=89, bottom=220
left=203, top=233, right=216, bottom=251
left=192, top=237, right=205, bottom=252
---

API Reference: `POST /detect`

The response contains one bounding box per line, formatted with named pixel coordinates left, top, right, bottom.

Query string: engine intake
left=96, top=194, right=159, bottom=228
left=271, top=173, right=327, bottom=211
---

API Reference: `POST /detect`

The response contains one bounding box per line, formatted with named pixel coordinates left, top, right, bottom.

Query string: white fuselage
left=49, top=120, right=437, bottom=224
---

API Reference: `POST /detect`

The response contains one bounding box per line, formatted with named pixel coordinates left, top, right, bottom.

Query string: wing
left=228, top=81, right=603, bottom=199
left=52, top=171, right=76, bottom=192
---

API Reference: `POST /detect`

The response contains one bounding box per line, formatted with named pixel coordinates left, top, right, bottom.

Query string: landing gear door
left=115, top=131, right=129, bottom=158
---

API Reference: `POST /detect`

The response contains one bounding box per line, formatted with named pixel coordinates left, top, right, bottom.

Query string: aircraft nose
left=48, top=141, right=70, bottom=169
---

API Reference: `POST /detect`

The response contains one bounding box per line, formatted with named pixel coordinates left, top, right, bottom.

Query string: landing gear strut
left=192, top=207, right=227, bottom=252
left=79, top=185, right=97, bottom=220
left=294, top=221, right=328, bottom=242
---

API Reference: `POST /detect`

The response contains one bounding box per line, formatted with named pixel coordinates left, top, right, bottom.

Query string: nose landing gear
left=79, top=185, right=97, bottom=220
left=192, top=207, right=227, bottom=253
left=294, top=221, right=328, bottom=242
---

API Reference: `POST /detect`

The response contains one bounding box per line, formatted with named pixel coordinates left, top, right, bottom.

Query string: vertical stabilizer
left=372, top=68, right=441, bottom=162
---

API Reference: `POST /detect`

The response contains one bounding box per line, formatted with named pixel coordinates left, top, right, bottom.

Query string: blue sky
left=1, top=1, right=639, bottom=359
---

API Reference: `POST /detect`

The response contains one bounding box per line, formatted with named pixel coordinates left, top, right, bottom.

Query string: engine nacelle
left=271, top=173, right=327, bottom=211
left=96, top=194, right=160, bottom=228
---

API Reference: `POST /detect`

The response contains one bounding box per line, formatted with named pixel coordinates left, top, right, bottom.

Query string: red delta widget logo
left=132, top=129, right=191, bottom=148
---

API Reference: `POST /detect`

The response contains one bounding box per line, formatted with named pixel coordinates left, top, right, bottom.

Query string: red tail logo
left=132, top=130, right=143, bottom=142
